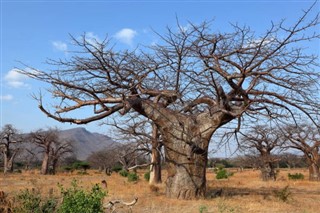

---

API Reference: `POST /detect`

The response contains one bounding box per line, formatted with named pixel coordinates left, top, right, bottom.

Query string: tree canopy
left=21, top=5, right=319, bottom=128
left=19, top=4, right=320, bottom=199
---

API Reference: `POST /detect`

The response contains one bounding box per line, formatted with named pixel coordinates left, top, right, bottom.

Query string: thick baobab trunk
left=3, top=149, right=16, bottom=174
left=159, top=119, right=214, bottom=199
left=41, top=152, right=50, bottom=175
left=3, top=154, right=11, bottom=174
left=3, top=152, right=9, bottom=174
left=164, top=141, right=208, bottom=199
left=308, top=162, right=320, bottom=181
left=51, top=159, right=58, bottom=175
left=260, top=162, right=276, bottom=181
left=259, top=151, right=276, bottom=181
left=305, top=151, right=320, bottom=181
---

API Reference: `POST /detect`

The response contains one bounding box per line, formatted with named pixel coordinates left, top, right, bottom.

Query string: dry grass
left=1, top=168, right=320, bottom=212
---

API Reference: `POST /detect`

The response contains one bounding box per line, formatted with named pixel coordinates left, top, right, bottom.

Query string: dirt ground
left=1, top=168, right=320, bottom=212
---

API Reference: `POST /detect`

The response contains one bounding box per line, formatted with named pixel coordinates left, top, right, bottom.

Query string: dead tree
left=240, top=125, right=282, bottom=181
left=282, top=123, right=320, bottom=181
left=20, top=5, right=320, bottom=199
left=0, top=124, right=22, bottom=174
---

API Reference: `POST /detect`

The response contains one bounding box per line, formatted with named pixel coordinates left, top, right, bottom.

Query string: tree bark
left=149, top=123, right=162, bottom=185
left=305, top=150, right=319, bottom=181
left=164, top=141, right=208, bottom=199
left=41, top=152, right=50, bottom=175
left=3, top=148, right=16, bottom=174
left=51, top=159, right=58, bottom=175
left=3, top=153, right=9, bottom=174
left=259, top=152, right=276, bottom=181
left=260, top=162, right=276, bottom=181
left=308, top=162, right=320, bottom=181
left=149, top=147, right=162, bottom=184
left=158, top=117, right=216, bottom=199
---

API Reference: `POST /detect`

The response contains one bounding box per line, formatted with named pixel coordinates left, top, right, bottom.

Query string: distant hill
left=59, top=127, right=115, bottom=160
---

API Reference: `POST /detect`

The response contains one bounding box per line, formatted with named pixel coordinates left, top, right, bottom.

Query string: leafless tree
left=231, top=155, right=260, bottom=170
left=0, top=124, right=23, bottom=173
left=87, top=148, right=119, bottom=174
left=17, top=148, right=38, bottom=170
left=240, top=125, right=283, bottom=181
left=115, top=143, right=148, bottom=172
left=28, top=128, right=72, bottom=175
left=20, top=5, right=320, bottom=199
left=111, top=114, right=163, bottom=184
left=276, top=152, right=307, bottom=169
left=282, top=123, right=320, bottom=181
left=49, top=139, right=73, bottom=174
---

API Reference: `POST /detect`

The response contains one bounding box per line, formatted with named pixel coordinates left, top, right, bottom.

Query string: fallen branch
left=103, top=197, right=138, bottom=213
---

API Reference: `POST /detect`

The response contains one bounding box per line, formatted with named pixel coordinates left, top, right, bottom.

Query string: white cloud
left=86, top=32, right=101, bottom=43
left=4, top=69, right=29, bottom=88
left=0, top=94, right=13, bottom=101
left=114, top=28, right=137, bottom=45
left=52, top=41, right=68, bottom=52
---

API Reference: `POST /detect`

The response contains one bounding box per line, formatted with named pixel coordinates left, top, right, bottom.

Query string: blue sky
left=1, top=0, right=319, bottom=136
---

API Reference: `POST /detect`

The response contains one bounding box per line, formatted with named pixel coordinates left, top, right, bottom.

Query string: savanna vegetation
left=1, top=168, right=320, bottom=213
left=1, top=1, right=319, bottom=212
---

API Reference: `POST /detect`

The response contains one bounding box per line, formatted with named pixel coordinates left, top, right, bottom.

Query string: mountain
left=59, top=127, right=115, bottom=160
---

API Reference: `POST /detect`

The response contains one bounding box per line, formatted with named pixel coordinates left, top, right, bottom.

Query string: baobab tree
left=240, top=125, right=282, bottom=181
left=49, top=139, right=73, bottom=174
left=282, top=123, right=320, bottom=181
left=28, top=128, right=71, bottom=175
left=20, top=5, right=320, bottom=199
left=0, top=124, right=22, bottom=173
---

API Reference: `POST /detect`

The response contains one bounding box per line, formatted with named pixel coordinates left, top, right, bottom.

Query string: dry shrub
left=149, top=185, right=160, bottom=194
left=0, top=191, right=13, bottom=213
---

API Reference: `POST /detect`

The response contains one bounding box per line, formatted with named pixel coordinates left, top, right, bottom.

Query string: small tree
left=282, top=123, right=320, bottom=181
left=240, top=125, right=282, bottom=181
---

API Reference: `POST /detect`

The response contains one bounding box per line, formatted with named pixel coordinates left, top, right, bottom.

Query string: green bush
left=288, top=173, right=304, bottom=180
left=13, top=188, right=57, bottom=213
left=199, top=205, right=208, bottom=213
left=76, top=171, right=89, bottom=175
left=112, top=164, right=122, bottom=173
left=63, top=166, right=73, bottom=173
left=274, top=185, right=291, bottom=202
left=144, top=171, right=150, bottom=181
left=58, top=180, right=106, bottom=213
left=119, top=169, right=129, bottom=177
left=41, top=198, right=58, bottom=213
left=127, top=173, right=139, bottom=182
left=215, top=168, right=233, bottom=180
left=72, top=161, right=90, bottom=171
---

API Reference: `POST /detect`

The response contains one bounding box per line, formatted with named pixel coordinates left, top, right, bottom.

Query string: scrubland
left=1, top=168, right=320, bottom=212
